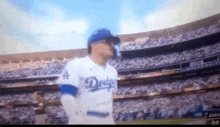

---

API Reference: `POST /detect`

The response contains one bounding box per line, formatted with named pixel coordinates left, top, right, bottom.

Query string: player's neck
left=90, top=54, right=106, bottom=68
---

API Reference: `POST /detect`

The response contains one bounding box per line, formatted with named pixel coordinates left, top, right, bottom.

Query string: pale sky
left=0, top=0, right=220, bottom=55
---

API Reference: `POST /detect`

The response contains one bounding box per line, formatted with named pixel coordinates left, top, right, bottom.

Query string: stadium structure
left=0, top=12, right=220, bottom=125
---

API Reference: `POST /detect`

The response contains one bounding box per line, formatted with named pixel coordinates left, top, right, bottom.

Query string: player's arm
left=56, top=61, right=80, bottom=118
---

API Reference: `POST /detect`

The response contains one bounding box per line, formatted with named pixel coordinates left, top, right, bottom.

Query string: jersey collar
left=86, top=56, right=110, bottom=70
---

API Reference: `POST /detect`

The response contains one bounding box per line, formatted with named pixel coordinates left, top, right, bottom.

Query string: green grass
left=116, top=118, right=219, bottom=125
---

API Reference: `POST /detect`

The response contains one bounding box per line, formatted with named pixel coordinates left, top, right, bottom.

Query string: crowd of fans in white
left=117, top=73, right=220, bottom=95
left=45, top=106, right=68, bottom=124
left=120, top=23, right=220, bottom=51
left=0, top=61, right=68, bottom=79
left=113, top=90, right=220, bottom=121
left=108, top=42, right=220, bottom=70
left=0, top=79, right=54, bottom=88
left=0, top=93, right=34, bottom=103
left=0, top=73, right=219, bottom=124
left=0, top=107, right=35, bottom=125
left=0, top=90, right=219, bottom=124
left=1, top=73, right=219, bottom=105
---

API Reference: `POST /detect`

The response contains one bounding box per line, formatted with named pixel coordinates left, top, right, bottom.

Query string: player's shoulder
left=108, top=64, right=118, bottom=74
left=65, top=57, right=87, bottom=68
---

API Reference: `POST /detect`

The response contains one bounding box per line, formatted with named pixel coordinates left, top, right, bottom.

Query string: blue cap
left=88, top=28, right=120, bottom=46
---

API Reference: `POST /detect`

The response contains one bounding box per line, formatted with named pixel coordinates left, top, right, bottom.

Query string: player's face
left=92, top=40, right=115, bottom=58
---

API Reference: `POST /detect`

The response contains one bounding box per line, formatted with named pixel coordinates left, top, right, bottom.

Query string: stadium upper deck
left=119, top=23, right=220, bottom=52
left=1, top=13, right=220, bottom=65
left=117, top=13, right=220, bottom=48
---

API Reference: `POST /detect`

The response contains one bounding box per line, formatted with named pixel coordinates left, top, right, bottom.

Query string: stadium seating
left=0, top=61, right=68, bottom=79
left=0, top=107, right=35, bottom=125
left=116, top=73, right=220, bottom=95
left=113, top=90, right=220, bottom=121
left=108, top=42, right=220, bottom=70
left=120, top=23, right=220, bottom=51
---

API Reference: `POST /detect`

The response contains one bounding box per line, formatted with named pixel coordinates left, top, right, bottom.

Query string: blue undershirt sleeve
left=60, top=84, right=78, bottom=96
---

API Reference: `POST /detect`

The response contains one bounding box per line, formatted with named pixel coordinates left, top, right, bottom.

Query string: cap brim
left=105, top=36, right=120, bottom=45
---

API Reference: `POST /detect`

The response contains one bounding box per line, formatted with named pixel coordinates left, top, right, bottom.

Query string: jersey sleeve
left=61, top=94, right=84, bottom=121
left=56, top=60, right=80, bottom=88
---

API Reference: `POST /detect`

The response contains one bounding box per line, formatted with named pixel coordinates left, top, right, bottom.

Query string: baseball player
left=56, top=28, right=120, bottom=124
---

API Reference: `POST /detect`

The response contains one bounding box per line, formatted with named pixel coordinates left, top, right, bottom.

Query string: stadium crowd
left=0, top=106, right=68, bottom=125
left=0, top=93, right=34, bottom=103
left=108, top=42, right=220, bottom=70
left=45, top=106, right=68, bottom=125
left=40, top=74, right=220, bottom=101
left=44, top=92, right=61, bottom=101
left=0, top=107, right=35, bottom=125
left=0, top=41, right=219, bottom=80
left=0, top=73, right=219, bottom=107
left=1, top=90, right=219, bottom=124
left=0, top=79, right=53, bottom=88
left=0, top=61, right=68, bottom=79
left=120, top=23, right=220, bottom=51
left=117, top=73, right=220, bottom=95
left=113, top=90, right=220, bottom=122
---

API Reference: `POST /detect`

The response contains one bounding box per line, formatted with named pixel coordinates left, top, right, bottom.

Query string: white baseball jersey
left=57, top=56, right=118, bottom=124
